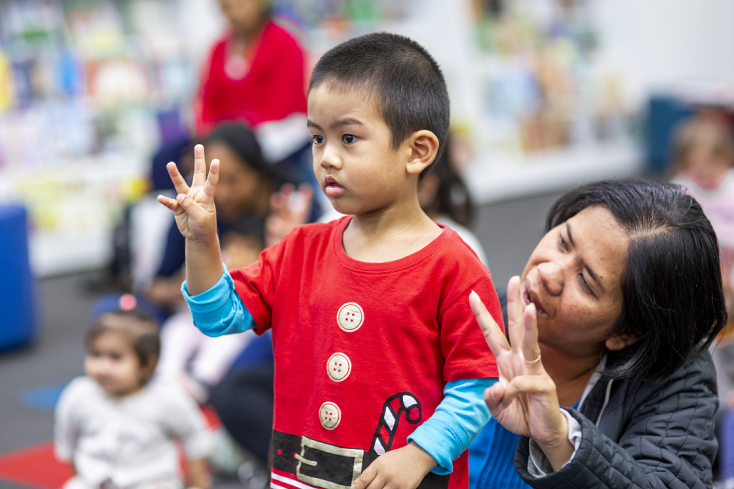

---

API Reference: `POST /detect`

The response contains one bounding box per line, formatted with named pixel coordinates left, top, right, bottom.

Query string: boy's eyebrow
left=332, top=117, right=364, bottom=128
left=307, top=118, right=365, bottom=131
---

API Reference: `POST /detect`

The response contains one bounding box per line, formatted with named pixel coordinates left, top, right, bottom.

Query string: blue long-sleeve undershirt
left=182, top=268, right=496, bottom=473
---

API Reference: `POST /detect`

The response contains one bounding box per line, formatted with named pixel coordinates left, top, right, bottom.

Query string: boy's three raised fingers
left=470, top=291, right=510, bottom=358
left=191, top=144, right=208, bottom=188
left=506, top=276, right=526, bottom=354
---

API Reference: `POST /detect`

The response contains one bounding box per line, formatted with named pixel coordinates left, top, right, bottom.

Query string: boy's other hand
left=265, top=183, right=313, bottom=247
left=157, top=144, right=219, bottom=244
left=352, top=442, right=436, bottom=489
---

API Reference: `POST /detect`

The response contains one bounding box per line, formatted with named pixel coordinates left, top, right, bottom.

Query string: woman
left=469, top=179, right=727, bottom=488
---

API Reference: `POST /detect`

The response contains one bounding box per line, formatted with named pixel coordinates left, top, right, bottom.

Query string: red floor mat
left=0, top=406, right=221, bottom=488
left=0, top=442, right=72, bottom=489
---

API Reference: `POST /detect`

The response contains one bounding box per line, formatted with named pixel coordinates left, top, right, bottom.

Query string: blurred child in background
left=417, top=134, right=489, bottom=267
left=671, top=116, right=734, bottom=319
left=671, top=116, right=734, bottom=482
left=54, top=310, right=211, bottom=489
left=152, top=123, right=279, bottom=396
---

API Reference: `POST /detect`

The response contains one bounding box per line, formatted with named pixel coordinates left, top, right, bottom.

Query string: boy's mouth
left=324, top=176, right=345, bottom=198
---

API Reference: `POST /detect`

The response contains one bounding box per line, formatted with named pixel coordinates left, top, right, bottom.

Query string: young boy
left=158, top=33, right=503, bottom=489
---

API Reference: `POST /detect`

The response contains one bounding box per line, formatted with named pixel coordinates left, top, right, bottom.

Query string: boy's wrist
left=405, top=441, right=438, bottom=475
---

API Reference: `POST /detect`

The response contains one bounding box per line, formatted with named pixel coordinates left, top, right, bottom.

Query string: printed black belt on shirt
left=271, top=430, right=449, bottom=489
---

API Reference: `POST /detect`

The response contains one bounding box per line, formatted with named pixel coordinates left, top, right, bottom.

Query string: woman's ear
left=405, top=130, right=439, bottom=176
left=605, top=333, right=639, bottom=351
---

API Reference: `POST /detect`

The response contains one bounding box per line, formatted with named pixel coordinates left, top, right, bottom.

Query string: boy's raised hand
left=352, top=442, right=436, bottom=489
left=157, top=144, right=219, bottom=244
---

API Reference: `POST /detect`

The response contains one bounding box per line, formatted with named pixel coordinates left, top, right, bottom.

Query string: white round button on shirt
left=319, top=402, right=341, bottom=430
left=326, top=352, right=352, bottom=382
left=337, top=302, right=364, bottom=332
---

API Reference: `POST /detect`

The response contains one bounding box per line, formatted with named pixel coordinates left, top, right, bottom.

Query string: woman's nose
left=537, top=261, right=563, bottom=296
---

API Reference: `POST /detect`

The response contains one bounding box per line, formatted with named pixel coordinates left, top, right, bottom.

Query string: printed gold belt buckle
left=296, top=436, right=364, bottom=489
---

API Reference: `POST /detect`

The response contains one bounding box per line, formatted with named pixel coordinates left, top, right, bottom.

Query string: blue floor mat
left=19, top=380, right=71, bottom=411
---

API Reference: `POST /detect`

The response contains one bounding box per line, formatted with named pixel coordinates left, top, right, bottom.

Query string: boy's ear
left=405, top=130, right=440, bottom=176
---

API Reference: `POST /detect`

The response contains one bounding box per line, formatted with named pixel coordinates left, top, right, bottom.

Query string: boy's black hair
left=310, top=32, right=450, bottom=172
left=547, top=178, right=727, bottom=380
left=86, top=309, right=160, bottom=369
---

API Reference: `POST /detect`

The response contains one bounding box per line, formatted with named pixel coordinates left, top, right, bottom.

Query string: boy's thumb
left=176, top=194, right=190, bottom=208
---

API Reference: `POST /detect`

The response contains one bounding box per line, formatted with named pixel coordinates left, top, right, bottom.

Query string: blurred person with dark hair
left=418, top=134, right=488, bottom=267
left=469, top=179, right=726, bottom=488
left=55, top=310, right=211, bottom=489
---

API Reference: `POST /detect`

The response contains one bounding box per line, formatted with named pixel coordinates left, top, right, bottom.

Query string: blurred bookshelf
left=0, top=0, right=644, bottom=276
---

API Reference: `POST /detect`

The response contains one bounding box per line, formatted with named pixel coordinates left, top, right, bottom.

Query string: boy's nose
left=319, top=146, right=342, bottom=169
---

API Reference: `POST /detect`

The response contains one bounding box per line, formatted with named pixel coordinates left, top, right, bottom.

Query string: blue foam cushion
left=0, top=205, right=36, bottom=351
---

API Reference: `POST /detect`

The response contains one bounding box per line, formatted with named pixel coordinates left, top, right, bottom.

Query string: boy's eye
left=312, top=135, right=324, bottom=145
left=342, top=134, right=357, bottom=144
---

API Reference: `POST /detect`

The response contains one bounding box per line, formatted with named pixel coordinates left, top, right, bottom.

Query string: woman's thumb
left=484, top=383, right=504, bottom=415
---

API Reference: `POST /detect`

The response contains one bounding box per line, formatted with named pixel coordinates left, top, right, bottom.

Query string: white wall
left=593, top=0, right=734, bottom=105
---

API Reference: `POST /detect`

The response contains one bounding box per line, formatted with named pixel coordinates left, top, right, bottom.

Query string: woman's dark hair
left=86, top=309, right=160, bottom=370
left=203, top=122, right=273, bottom=182
left=421, top=135, right=476, bottom=227
left=547, top=178, right=727, bottom=380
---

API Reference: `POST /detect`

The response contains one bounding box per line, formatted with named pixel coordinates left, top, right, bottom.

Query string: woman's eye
left=312, top=135, right=324, bottom=145
left=579, top=274, right=596, bottom=296
left=558, top=234, right=568, bottom=251
left=342, top=134, right=357, bottom=144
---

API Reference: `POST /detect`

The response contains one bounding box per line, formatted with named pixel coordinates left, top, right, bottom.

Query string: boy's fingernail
left=177, top=194, right=185, bottom=203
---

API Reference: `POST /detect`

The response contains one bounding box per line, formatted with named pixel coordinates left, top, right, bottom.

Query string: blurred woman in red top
left=194, top=0, right=308, bottom=140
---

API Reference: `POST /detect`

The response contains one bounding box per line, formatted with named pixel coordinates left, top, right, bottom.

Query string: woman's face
left=519, top=206, right=629, bottom=358
left=207, top=141, right=267, bottom=219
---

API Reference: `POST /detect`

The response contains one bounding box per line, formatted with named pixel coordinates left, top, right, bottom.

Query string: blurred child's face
left=308, top=85, right=412, bottom=216
left=207, top=142, right=267, bottom=219
left=85, top=332, right=149, bottom=397
left=218, top=0, right=267, bottom=37
left=686, top=144, right=732, bottom=188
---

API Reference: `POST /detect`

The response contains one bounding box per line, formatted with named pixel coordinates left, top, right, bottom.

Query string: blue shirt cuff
left=181, top=264, right=254, bottom=336
left=408, top=378, right=497, bottom=475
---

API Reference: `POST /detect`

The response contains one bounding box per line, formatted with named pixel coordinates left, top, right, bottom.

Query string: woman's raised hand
left=157, top=144, right=219, bottom=244
left=265, top=183, right=313, bottom=247
left=470, top=277, right=574, bottom=471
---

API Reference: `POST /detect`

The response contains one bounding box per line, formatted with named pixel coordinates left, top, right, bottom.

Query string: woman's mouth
left=521, top=284, right=547, bottom=316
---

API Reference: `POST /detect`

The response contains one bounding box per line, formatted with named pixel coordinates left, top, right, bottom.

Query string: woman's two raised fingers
left=522, top=304, right=542, bottom=369
left=470, top=291, right=510, bottom=357
left=506, top=276, right=525, bottom=353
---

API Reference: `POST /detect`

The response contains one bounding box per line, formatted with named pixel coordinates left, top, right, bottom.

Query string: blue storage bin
left=0, top=205, right=36, bottom=351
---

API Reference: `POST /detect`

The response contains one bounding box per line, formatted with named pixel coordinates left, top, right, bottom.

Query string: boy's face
left=308, top=84, right=413, bottom=216
left=85, top=332, right=151, bottom=397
